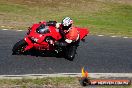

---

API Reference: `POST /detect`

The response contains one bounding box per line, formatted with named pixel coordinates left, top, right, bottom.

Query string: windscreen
left=36, top=24, right=50, bottom=34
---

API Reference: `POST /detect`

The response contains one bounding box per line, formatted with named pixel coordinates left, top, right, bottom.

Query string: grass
left=0, top=0, right=132, bottom=36
left=0, top=77, right=131, bottom=88
left=0, top=77, right=79, bottom=88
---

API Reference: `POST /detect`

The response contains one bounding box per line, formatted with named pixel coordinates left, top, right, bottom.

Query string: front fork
left=24, top=37, right=33, bottom=51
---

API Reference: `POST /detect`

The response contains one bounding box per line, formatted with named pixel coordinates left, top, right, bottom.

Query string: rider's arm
left=59, top=29, right=66, bottom=40
left=54, top=38, right=73, bottom=47
left=55, top=38, right=74, bottom=46
left=55, top=28, right=79, bottom=47
left=56, top=23, right=61, bottom=29
left=54, top=41, right=68, bottom=46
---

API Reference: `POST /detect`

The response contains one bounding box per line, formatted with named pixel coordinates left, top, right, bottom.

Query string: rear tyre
left=12, top=39, right=28, bottom=55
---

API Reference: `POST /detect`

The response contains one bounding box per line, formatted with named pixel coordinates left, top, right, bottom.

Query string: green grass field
left=0, top=77, right=131, bottom=88
left=0, top=77, right=78, bottom=88
left=0, top=0, right=132, bottom=36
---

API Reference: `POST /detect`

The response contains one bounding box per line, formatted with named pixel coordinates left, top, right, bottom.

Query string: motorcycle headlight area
left=30, top=37, right=39, bottom=42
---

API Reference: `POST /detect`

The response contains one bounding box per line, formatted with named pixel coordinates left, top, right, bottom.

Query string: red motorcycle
left=12, top=21, right=89, bottom=61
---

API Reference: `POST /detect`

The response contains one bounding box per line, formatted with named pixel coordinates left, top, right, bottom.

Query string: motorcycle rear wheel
left=12, top=39, right=28, bottom=55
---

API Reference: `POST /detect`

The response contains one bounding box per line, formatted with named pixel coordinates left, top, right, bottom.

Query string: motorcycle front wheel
left=65, top=46, right=77, bottom=61
left=12, top=39, right=28, bottom=55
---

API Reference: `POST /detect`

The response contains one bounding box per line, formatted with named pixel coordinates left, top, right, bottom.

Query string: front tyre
left=12, top=39, right=28, bottom=55
left=65, top=46, right=77, bottom=61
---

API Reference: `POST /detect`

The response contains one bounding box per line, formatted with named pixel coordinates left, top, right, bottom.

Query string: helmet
left=61, top=17, right=73, bottom=30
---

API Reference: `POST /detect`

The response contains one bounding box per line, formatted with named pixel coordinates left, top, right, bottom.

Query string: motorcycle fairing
left=76, top=27, right=89, bottom=40
left=24, top=22, right=62, bottom=51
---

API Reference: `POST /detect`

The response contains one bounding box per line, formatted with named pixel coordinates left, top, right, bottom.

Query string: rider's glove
left=56, top=23, right=61, bottom=28
left=49, top=40, right=54, bottom=45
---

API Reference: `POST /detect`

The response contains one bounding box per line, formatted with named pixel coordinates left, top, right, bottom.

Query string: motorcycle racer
left=47, top=17, right=79, bottom=46
left=47, top=17, right=80, bottom=60
left=12, top=17, right=89, bottom=61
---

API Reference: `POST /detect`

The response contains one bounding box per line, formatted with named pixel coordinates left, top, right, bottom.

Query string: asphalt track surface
left=0, top=30, right=132, bottom=75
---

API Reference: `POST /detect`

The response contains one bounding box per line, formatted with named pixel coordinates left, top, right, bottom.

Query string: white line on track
left=111, top=36, right=117, bottom=38
left=0, top=73, right=132, bottom=79
left=17, top=30, right=23, bottom=31
left=97, top=35, right=104, bottom=37
left=2, top=29, right=9, bottom=30
left=123, top=37, right=128, bottom=39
